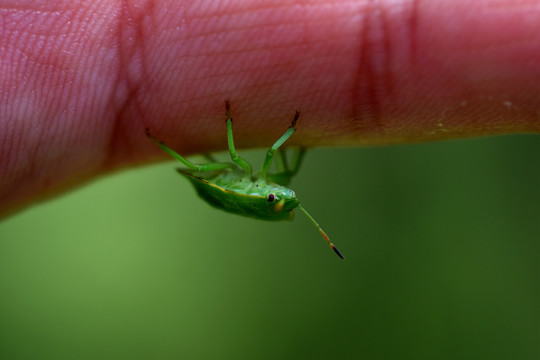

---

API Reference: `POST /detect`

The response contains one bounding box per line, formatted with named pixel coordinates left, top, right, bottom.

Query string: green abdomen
left=183, top=174, right=294, bottom=221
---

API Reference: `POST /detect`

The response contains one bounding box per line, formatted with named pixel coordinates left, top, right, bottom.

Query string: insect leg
left=291, top=147, right=306, bottom=177
left=260, top=111, right=299, bottom=180
left=275, top=149, right=289, bottom=173
left=202, top=153, right=218, bottom=163
left=267, top=147, right=306, bottom=186
left=225, top=100, right=252, bottom=176
left=145, top=128, right=235, bottom=172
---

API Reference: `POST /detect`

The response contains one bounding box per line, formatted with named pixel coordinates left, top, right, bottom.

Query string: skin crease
left=0, top=0, right=539, bottom=217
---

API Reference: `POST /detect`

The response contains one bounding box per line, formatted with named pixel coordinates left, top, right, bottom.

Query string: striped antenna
left=298, top=205, right=344, bottom=259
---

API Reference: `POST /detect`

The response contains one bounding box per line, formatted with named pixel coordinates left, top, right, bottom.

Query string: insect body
left=145, top=101, right=343, bottom=259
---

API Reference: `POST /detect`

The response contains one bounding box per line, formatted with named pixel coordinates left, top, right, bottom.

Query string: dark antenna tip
left=331, top=243, right=345, bottom=260
left=297, top=205, right=344, bottom=261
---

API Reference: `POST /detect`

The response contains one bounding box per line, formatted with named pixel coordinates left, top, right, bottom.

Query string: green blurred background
left=0, top=135, right=538, bottom=360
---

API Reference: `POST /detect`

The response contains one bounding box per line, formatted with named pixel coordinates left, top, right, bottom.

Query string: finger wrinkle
left=0, top=1, right=124, bottom=213
left=351, top=0, right=419, bottom=139
left=101, top=0, right=158, bottom=169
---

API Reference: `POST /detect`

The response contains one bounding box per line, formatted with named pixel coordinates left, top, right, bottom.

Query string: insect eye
left=267, top=194, right=275, bottom=202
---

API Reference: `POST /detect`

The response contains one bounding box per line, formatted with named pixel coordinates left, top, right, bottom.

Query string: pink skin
left=1, top=0, right=539, bottom=217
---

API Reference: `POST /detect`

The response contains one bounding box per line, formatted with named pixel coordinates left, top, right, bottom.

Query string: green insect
left=145, top=101, right=343, bottom=259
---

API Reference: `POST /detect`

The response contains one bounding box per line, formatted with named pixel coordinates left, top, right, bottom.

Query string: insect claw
left=225, top=100, right=234, bottom=123
left=289, top=111, right=300, bottom=129
left=145, top=128, right=159, bottom=142
left=145, top=128, right=166, bottom=146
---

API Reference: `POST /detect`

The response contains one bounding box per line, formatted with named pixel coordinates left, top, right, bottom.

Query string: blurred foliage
left=0, top=135, right=538, bottom=360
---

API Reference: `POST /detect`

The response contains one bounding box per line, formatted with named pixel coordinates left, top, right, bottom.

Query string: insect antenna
left=298, top=205, right=344, bottom=259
